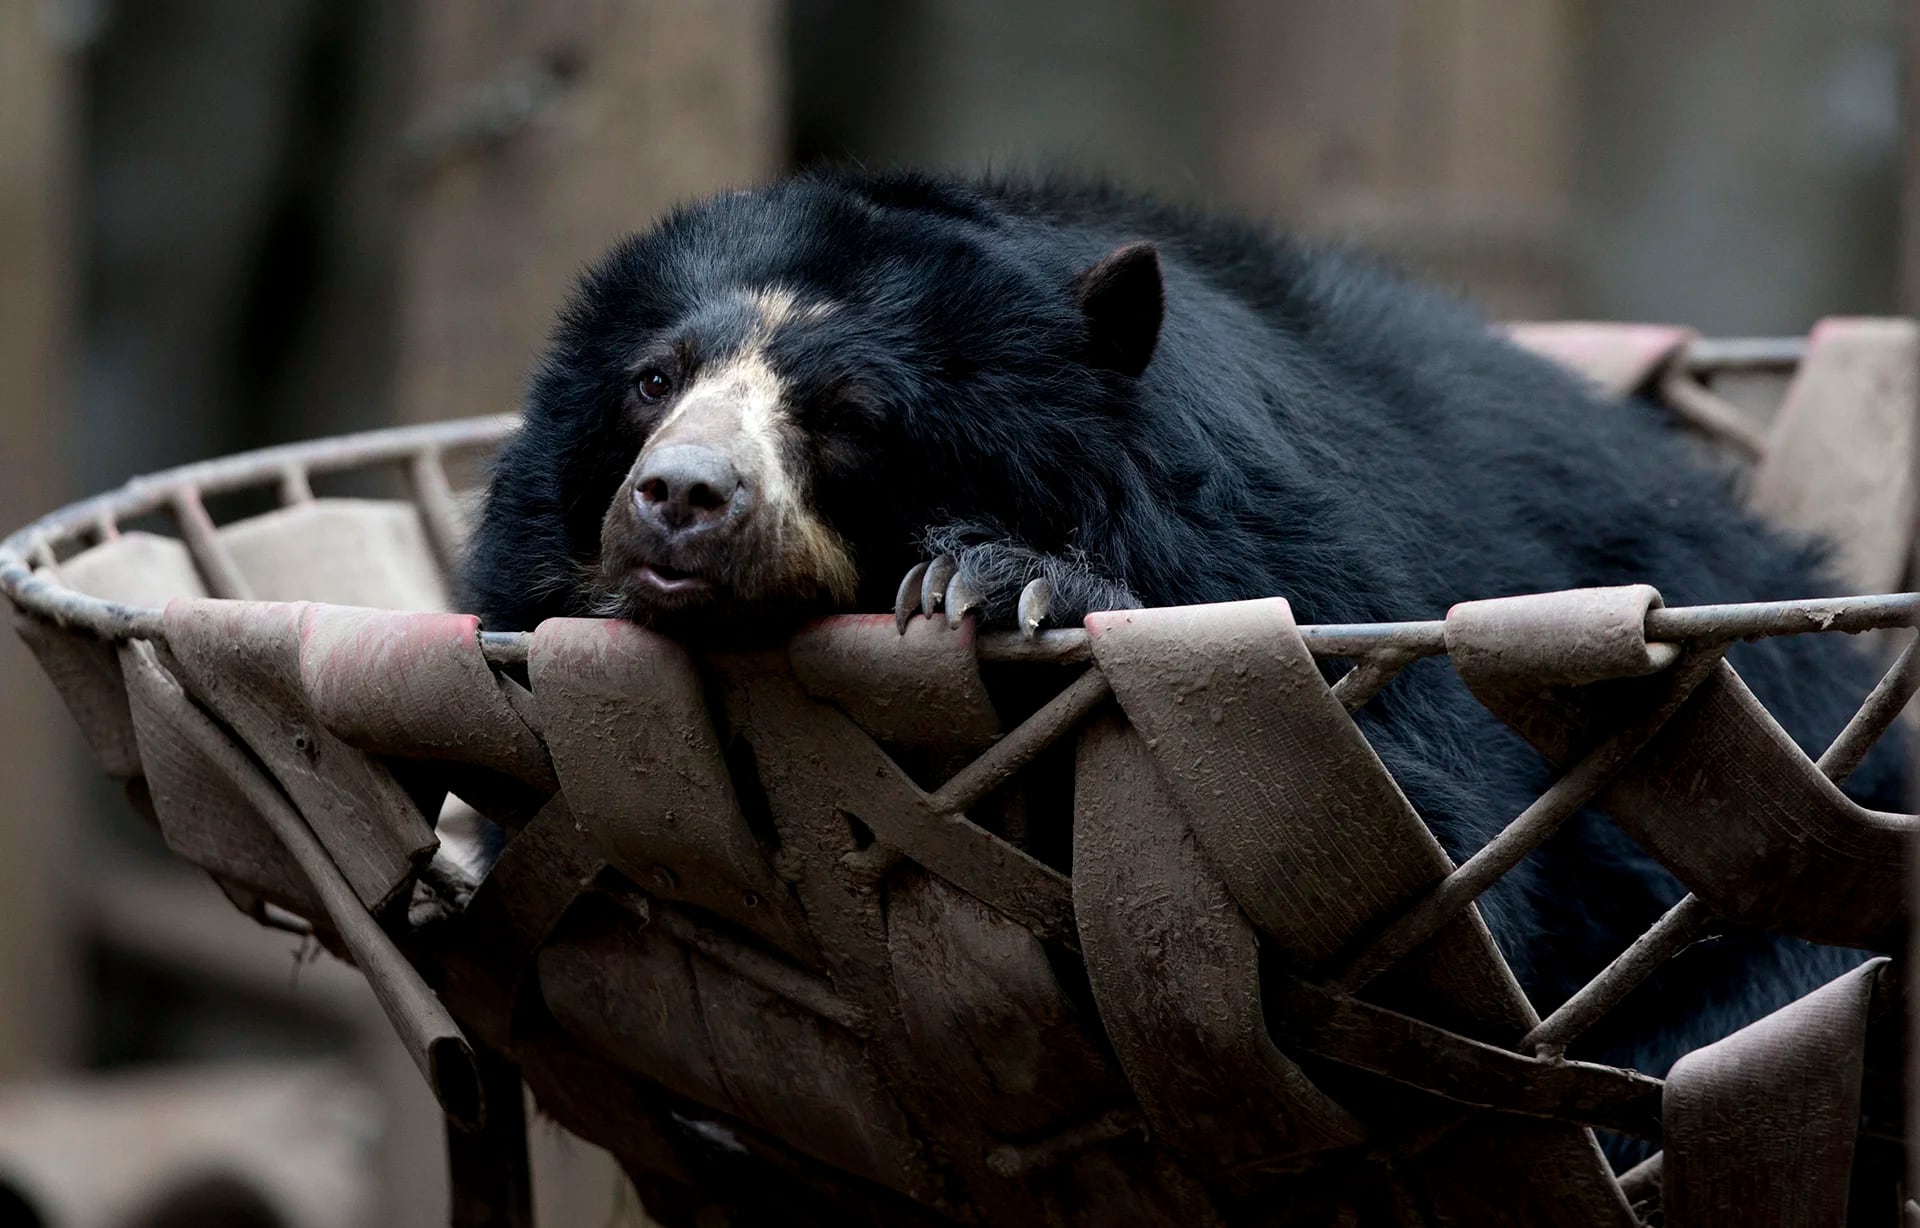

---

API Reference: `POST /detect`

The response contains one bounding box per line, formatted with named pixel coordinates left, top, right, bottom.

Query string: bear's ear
left=1074, top=241, right=1163, bottom=379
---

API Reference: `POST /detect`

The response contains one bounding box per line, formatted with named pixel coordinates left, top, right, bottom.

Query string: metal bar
left=1266, top=973, right=1665, bottom=1140
left=1656, top=366, right=1769, bottom=460
left=1816, top=630, right=1920, bottom=786
left=408, top=448, right=469, bottom=581
left=1692, top=594, right=1920, bottom=639
left=479, top=631, right=530, bottom=666
left=276, top=465, right=314, bottom=505
left=120, top=642, right=482, bottom=1130
left=1297, top=620, right=1451, bottom=659
left=1332, top=647, right=1726, bottom=993
left=1645, top=593, right=1920, bottom=643
left=445, top=1049, right=533, bottom=1228
left=1330, top=650, right=1416, bottom=713
left=650, top=903, right=868, bottom=1034
left=168, top=487, right=255, bottom=600
left=499, top=625, right=1095, bottom=666
left=927, top=669, right=1113, bottom=816
left=1521, top=893, right=1718, bottom=1055
left=0, top=566, right=165, bottom=641
left=1682, top=336, right=1806, bottom=373
left=133, top=412, right=516, bottom=498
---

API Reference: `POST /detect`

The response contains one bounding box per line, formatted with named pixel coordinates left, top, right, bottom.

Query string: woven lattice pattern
left=3, top=335, right=1915, bottom=1227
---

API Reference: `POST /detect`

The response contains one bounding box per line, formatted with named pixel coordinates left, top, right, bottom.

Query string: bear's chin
left=595, top=584, right=842, bottom=649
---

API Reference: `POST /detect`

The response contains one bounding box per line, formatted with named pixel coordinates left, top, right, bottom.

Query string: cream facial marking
left=632, top=289, right=857, bottom=601
left=648, top=343, right=787, bottom=442
left=748, top=286, right=836, bottom=331
left=645, top=287, right=831, bottom=440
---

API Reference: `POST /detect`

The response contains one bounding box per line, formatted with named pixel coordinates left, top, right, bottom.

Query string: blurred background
left=0, top=1, right=1913, bottom=1224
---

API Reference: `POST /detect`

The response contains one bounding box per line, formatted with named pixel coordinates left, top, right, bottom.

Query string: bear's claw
left=1016, top=577, right=1053, bottom=639
left=894, top=555, right=975, bottom=632
left=893, top=557, right=1061, bottom=637
left=944, top=575, right=984, bottom=629
left=893, top=561, right=930, bottom=633
left=921, top=554, right=959, bottom=616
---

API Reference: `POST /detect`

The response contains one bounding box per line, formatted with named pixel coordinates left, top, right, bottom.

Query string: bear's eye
left=633, top=368, right=674, bottom=403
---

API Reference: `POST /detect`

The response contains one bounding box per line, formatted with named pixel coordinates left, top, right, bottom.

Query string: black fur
left=464, top=170, right=1904, bottom=1159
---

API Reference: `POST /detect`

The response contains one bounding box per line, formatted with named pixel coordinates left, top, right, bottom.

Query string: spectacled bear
left=462, top=170, right=1904, bottom=1162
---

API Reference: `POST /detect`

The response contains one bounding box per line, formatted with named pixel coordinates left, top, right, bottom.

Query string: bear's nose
left=632, top=444, right=745, bottom=533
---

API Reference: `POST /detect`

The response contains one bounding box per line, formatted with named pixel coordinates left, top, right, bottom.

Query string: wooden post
left=1905, top=1, right=1920, bottom=319
left=393, top=0, right=785, bottom=425
left=1205, top=0, right=1577, bottom=319
left=0, top=0, right=80, bottom=1077
left=1903, top=1, right=1920, bottom=1207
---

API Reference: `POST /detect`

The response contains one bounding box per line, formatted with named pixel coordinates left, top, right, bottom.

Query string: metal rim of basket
left=3, top=338, right=1918, bottom=665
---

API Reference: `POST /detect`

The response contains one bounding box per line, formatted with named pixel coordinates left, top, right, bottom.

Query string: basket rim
left=5, top=383, right=1919, bottom=666
left=1, top=413, right=515, bottom=643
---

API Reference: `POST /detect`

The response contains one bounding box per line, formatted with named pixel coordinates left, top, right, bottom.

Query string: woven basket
left=4, top=325, right=1915, bottom=1227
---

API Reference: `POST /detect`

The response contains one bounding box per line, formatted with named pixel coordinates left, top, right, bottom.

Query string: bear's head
left=496, top=174, right=1164, bottom=636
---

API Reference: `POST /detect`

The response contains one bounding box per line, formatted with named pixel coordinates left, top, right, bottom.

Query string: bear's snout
left=631, top=443, right=749, bottom=535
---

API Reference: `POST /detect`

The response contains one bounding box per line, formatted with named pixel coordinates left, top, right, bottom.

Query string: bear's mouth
left=632, top=562, right=714, bottom=598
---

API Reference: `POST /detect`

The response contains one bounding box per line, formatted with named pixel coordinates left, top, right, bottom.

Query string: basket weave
left=4, top=325, right=1915, bottom=1227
